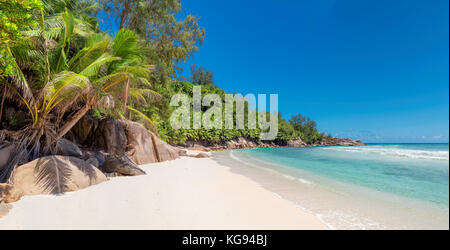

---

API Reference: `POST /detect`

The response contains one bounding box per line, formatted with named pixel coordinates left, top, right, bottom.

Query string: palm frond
left=118, top=65, right=152, bottom=79
left=127, top=106, right=158, bottom=133
left=79, top=53, right=120, bottom=78
left=112, top=29, right=140, bottom=60
left=52, top=43, right=69, bottom=73
left=92, top=71, right=128, bottom=89
left=6, top=47, right=35, bottom=105
left=129, top=87, right=162, bottom=105
left=22, top=27, right=63, bottom=40
left=68, top=39, right=110, bottom=72
left=61, top=9, right=75, bottom=48
left=42, top=71, right=91, bottom=114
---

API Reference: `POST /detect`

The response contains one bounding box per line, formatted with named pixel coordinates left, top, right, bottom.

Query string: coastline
left=0, top=155, right=327, bottom=230
left=217, top=148, right=449, bottom=230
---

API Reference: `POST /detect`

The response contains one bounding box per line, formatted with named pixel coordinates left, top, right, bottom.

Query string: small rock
left=192, top=153, right=210, bottom=158
left=56, top=138, right=83, bottom=157
left=101, top=155, right=146, bottom=176
left=178, top=149, right=188, bottom=156
left=190, top=146, right=211, bottom=152
left=82, top=151, right=108, bottom=167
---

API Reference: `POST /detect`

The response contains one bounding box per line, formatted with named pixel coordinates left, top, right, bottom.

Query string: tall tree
left=289, top=114, right=322, bottom=144
left=190, top=65, right=214, bottom=86
left=97, top=0, right=205, bottom=79
left=289, top=114, right=307, bottom=131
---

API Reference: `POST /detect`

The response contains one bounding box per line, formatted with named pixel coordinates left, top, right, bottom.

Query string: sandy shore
left=0, top=203, right=10, bottom=219
left=0, top=156, right=327, bottom=230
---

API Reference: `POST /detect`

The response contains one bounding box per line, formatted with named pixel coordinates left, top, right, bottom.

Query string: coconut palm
left=0, top=7, right=159, bottom=182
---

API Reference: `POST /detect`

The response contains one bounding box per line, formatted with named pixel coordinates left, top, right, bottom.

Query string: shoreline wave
left=219, top=145, right=449, bottom=230
left=229, top=151, right=336, bottom=229
left=322, top=146, right=449, bottom=161
left=226, top=150, right=386, bottom=229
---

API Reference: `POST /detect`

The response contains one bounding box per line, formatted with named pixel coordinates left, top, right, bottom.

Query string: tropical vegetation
left=0, top=0, right=330, bottom=182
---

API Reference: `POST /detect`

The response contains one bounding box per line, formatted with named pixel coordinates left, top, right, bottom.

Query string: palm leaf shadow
left=35, top=157, right=73, bottom=195
left=34, top=156, right=99, bottom=195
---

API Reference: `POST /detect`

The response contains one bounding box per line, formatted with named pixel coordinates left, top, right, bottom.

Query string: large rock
left=0, top=143, right=14, bottom=172
left=1, top=156, right=107, bottom=203
left=101, top=155, right=145, bottom=176
left=119, top=120, right=179, bottom=165
left=91, top=118, right=127, bottom=155
left=56, top=138, right=83, bottom=157
left=71, top=114, right=99, bottom=145
left=70, top=117, right=179, bottom=166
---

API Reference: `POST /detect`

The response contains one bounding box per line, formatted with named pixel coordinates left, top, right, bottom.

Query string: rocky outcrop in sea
left=176, top=137, right=365, bottom=152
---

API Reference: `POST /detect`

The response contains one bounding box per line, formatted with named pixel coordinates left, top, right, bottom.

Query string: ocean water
left=220, top=144, right=449, bottom=229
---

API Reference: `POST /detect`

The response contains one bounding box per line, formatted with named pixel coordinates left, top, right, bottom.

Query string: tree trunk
left=54, top=103, right=92, bottom=141
left=0, top=85, right=7, bottom=124
left=119, top=12, right=126, bottom=29
left=119, top=2, right=130, bottom=29
left=123, top=79, right=130, bottom=116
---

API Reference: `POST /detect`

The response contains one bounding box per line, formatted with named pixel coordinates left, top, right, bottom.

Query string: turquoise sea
left=223, top=143, right=449, bottom=229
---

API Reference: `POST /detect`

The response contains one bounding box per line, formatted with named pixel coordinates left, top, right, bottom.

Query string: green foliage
left=141, top=80, right=278, bottom=145
left=97, top=0, right=205, bottom=82
left=2, top=0, right=161, bottom=153
left=91, top=108, right=103, bottom=119
left=277, top=115, right=297, bottom=141
left=190, top=65, right=214, bottom=86
left=1, top=0, right=330, bottom=154
left=0, top=0, right=42, bottom=77
left=289, top=113, right=325, bottom=144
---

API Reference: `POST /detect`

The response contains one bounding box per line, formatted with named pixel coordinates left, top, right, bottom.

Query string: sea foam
left=322, top=146, right=449, bottom=161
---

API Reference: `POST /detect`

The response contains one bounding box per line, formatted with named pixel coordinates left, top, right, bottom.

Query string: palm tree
left=0, top=7, right=159, bottom=182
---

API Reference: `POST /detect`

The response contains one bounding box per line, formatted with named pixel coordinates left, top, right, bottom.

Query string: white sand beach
left=0, top=156, right=327, bottom=230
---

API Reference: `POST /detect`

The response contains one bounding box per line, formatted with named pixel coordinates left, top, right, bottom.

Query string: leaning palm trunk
left=55, top=100, right=93, bottom=141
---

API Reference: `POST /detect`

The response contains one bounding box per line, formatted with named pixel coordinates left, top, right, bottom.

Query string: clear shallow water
left=244, top=144, right=449, bottom=206
left=225, top=144, right=449, bottom=229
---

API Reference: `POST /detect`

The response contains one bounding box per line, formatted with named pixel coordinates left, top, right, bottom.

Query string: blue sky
left=177, top=0, right=449, bottom=143
left=99, top=0, right=449, bottom=143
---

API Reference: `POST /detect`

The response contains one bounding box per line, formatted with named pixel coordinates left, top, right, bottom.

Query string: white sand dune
left=0, top=156, right=327, bottom=230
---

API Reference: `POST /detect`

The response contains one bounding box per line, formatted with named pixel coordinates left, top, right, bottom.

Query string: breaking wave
left=323, top=146, right=449, bottom=161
